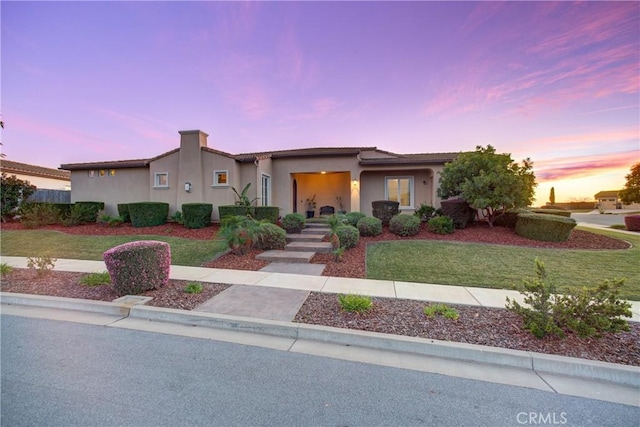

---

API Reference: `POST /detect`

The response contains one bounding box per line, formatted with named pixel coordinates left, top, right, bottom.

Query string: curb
left=2, top=293, right=638, bottom=389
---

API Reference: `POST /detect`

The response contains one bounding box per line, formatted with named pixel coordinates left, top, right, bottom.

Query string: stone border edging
left=2, top=292, right=638, bottom=389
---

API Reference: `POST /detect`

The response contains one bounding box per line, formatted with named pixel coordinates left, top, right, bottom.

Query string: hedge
left=624, top=215, right=640, bottom=232
left=218, top=205, right=249, bottom=220
left=531, top=209, right=572, bottom=218
left=253, top=206, right=280, bottom=223
left=440, top=198, right=475, bottom=229
left=74, top=201, right=105, bottom=224
left=371, top=200, right=399, bottom=225
left=515, top=213, right=577, bottom=242
left=128, top=202, right=169, bottom=227
left=117, top=203, right=131, bottom=222
left=182, top=203, right=213, bottom=229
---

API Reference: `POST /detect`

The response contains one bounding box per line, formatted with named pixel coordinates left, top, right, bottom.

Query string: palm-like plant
left=327, top=214, right=341, bottom=249
left=232, top=183, right=259, bottom=207
left=217, top=215, right=260, bottom=255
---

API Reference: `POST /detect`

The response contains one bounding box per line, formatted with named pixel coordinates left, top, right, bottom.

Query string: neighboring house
left=0, top=159, right=71, bottom=190
left=594, top=190, right=640, bottom=210
left=60, top=130, right=458, bottom=220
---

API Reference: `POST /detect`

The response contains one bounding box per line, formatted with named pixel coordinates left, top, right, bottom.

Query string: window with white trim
left=261, top=173, right=271, bottom=206
left=213, top=170, right=229, bottom=187
left=385, top=176, right=414, bottom=208
left=154, top=172, right=169, bottom=188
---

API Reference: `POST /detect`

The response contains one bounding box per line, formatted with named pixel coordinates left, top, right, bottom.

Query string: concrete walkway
left=1, top=256, right=639, bottom=323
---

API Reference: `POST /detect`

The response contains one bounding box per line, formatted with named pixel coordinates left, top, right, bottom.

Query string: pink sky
left=1, top=1, right=638, bottom=205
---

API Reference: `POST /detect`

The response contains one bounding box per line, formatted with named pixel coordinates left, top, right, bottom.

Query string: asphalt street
left=2, top=315, right=638, bottom=427
left=572, top=212, right=628, bottom=227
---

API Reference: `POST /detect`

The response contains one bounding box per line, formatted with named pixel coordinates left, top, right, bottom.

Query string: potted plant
left=305, top=194, right=317, bottom=219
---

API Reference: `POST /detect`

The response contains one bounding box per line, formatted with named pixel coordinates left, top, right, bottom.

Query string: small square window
left=109, top=169, right=116, bottom=176
left=213, top=170, right=229, bottom=187
left=154, top=172, right=169, bottom=188
left=99, top=170, right=106, bottom=177
left=88, top=170, right=96, bottom=178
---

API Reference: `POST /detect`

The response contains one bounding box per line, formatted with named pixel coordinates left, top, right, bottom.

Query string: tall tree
left=549, top=187, right=555, bottom=205
left=619, top=163, right=640, bottom=205
left=437, top=145, right=537, bottom=227
left=1, top=173, right=36, bottom=221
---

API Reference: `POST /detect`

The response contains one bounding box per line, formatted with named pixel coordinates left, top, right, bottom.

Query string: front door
left=292, top=179, right=297, bottom=213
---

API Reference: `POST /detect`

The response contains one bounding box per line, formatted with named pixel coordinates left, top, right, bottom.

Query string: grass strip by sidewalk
left=366, top=227, right=640, bottom=300
left=0, top=230, right=228, bottom=267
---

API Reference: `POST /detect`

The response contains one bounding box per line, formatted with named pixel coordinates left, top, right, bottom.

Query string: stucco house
left=594, top=190, right=640, bottom=210
left=1, top=159, right=71, bottom=190
left=60, top=130, right=458, bottom=221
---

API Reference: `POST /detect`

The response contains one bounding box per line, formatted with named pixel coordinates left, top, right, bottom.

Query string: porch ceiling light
left=352, top=179, right=359, bottom=186
left=321, top=171, right=327, bottom=174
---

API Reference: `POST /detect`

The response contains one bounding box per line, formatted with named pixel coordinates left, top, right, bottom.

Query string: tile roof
left=594, top=190, right=621, bottom=198
left=1, top=159, right=71, bottom=181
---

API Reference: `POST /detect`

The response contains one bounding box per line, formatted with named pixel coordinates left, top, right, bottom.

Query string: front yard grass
left=366, top=227, right=640, bottom=300
left=0, top=230, right=228, bottom=267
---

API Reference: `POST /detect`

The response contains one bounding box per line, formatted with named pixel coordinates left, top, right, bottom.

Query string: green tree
left=619, top=163, right=640, bottom=205
left=549, top=187, right=555, bottom=205
left=437, top=145, right=536, bottom=227
left=1, top=173, right=36, bottom=221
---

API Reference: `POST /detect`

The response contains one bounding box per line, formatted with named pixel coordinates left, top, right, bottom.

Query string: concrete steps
left=256, top=250, right=316, bottom=263
left=285, top=241, right=333, bottom=254
left=301, top=227, right=330, bottom=235
left=286, top=234, right=326, bottom=243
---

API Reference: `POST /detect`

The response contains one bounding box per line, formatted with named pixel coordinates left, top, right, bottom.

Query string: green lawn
left=366, top=227, right=640, bottom=300
left=0, top=230, right=228, bottom=267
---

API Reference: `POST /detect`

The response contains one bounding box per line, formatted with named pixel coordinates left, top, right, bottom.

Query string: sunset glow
left=1, top=1, right=638, bottom=206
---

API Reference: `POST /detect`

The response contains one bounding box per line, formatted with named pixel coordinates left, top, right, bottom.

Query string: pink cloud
left=535, top=150, right=638, bottom=181
left=227, top=85, right=271, bottom=119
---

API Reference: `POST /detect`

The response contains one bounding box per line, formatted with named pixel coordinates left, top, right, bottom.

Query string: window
left=109, top=169, right=116, bottom=176
left=213, top=170, right=229, bottom=187
left=154, top=172, right=169, bottom=188
left=261, top=173, right=271, bottom=206
left=88, top=170, right=96, bottom=178
left=99, top=169, right=105, bottom=177
left=385, top=176, right=414, bottom=208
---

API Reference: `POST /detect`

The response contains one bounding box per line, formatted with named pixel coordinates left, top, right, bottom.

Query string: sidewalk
left=2, top=256, right=639, bottom=322
left=2, top=255, right=639, bottom=406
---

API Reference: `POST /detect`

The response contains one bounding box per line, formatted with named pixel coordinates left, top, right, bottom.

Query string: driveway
left=572, top=210, right=631, bottom=227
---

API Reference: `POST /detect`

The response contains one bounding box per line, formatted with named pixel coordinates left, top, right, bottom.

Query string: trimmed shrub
left=357, top=216, right=382, bottom=237
left=253, top=206, right=280, bottom=224
left=531, top=208, right=571, bottom=218
left=515, top=213, right=577, bottom=242
left=217, top=215, right=260, bottom=255
left=103, top=240, right=170, bottom=296
left=47, top=203, right=72, bottom=219
left=371, top=200, right=399, bottom=225
left=74, top=201, right=105, bottom=224
left=624, top=215, right=640, bottom=231
left=414, top=203, right=440, bottom=222
left=117, top=204, right=131, bottom=222
left=539, top=205, right=567, bottom=210
left=389, top=214, right=421, bottom=237
left=218, top=205, right=249, bottom=220
left=336, top=225, right=360, bottom=249
left=128, top=202, right=169, bottom=227
left=182, top=203, right=213, bottom=229
left=344, top=211, right=366, bottom=227
left=256, top=222, right=287, bottom=250
left=493, top=208, right=530, bottom=228
left=282, top=213, right=306, bottom=234
left=428, top=216, right=454, bottom=234
left=20, top=203, right=61, bottom=228
left=440, top=198, right=475, bottom=229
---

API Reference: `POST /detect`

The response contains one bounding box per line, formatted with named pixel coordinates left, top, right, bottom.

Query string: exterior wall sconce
left=352, top=179, right=359, bottom=187
left=185, top=182, right=192, bottom=193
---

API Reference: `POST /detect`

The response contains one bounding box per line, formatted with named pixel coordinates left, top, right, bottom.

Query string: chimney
left=177, top=130, right=208, bottom=207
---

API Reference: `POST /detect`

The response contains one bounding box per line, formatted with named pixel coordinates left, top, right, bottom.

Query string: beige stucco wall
left=269, top=156, right=360, bottom=215
left=69, top=168, right=149, bottom=216
left=359, top=168, right=436, bottom=216
left=149, top=151, right=180, bottom=213
left=9, top=173, right=70, bottom=191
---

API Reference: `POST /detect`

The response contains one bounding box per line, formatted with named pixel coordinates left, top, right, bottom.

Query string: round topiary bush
left=103, top=240, right=170, bottom=296
left=624, top=214, right=640, bottom=231
left=515, top=213, right=577, bottom=242
left=256, top=223, right=287, bottom=250
left=282, top=213, right=306, bottom=233
left=336, top=225, right=360, bottom=249
left=428, top=216, right=454, bottom=234
left=371, top=200, right=399, bottom=225
left=345, top=211, right=366, bottom=227
left=389, top=214, right=421, bottom=236
left=357, top=216, right=382, bottom=236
